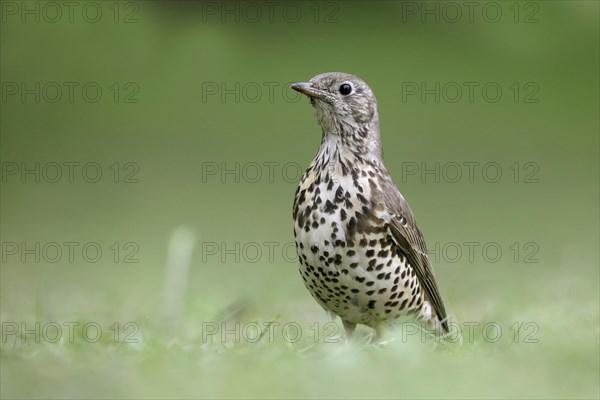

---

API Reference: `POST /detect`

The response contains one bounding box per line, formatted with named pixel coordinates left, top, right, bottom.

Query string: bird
left=291, top=72, right=449, bottom=338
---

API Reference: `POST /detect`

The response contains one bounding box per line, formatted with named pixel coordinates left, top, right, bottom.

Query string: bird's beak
left=291, top=82, right=328, bottom=101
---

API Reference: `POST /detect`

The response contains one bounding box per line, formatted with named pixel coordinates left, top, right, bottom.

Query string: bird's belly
left=293, top=183, right=421, bottom=326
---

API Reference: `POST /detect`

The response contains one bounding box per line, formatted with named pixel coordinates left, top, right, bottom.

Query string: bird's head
left=291, top=72, right=382, bottom=158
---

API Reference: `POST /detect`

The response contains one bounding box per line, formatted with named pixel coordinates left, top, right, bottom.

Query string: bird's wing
left=383, top=188, right=449, bottom=333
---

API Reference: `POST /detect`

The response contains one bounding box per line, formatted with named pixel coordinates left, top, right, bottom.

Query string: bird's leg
left=342, top=319, right=357, bottom=341
left=368, top=323, right=388, bottom=345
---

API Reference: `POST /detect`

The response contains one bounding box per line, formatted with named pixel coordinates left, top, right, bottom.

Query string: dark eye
left=339, top=83, right=352, bottom=96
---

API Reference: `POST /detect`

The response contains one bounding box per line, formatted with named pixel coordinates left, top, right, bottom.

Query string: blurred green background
left=1, top=1, right=598, bottom=399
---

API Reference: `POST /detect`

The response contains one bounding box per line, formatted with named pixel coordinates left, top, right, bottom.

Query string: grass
left=2, top=314, right=597, bottom=399
left=2, top=242, right=598, bottom=399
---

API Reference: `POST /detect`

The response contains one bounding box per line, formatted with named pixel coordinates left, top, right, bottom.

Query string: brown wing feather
left=384, top=187, right=449, bottom=333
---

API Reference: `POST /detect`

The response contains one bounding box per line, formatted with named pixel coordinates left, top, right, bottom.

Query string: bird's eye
left=339, top=83, right=353, bottom=96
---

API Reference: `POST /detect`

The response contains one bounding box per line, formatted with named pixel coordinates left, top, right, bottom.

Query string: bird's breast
left=294, top=163, right=382, bottom=264
left=292, top=159, right=424, bottom=326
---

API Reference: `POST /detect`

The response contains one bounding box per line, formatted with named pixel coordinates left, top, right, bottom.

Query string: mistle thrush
left=291, top=72, right=449, bottom=336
